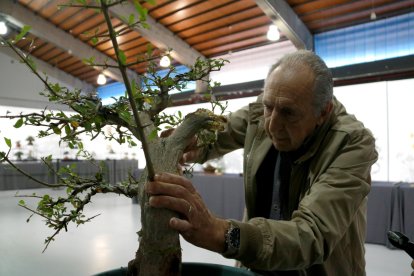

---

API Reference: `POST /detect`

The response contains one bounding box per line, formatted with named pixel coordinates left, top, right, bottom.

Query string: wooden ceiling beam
left=255, top=0, right=313, bottom=50
left=109, top=1, right=205, bottom=66
left=0, top=0, right=140, bottom=83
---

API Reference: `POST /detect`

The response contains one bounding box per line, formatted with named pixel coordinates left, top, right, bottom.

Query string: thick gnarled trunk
left=128, top=111, right=221, bottom=276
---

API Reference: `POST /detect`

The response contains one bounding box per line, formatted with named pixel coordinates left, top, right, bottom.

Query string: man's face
left=263, top=64, right=328, bottom=152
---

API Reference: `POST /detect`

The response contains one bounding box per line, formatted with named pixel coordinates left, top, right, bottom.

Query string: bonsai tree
left=26, top=135, right=35, bottom=146
left=0, top=1, right=227, bottom=275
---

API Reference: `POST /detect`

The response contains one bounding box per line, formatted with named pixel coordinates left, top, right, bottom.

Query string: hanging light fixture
left=160, top=56, right=171, bottom=67
left=370, top=11, right=377, bottom=20
left=0, top=21, right=8, bottom=35
left=97, top=73, right=107, bottom=85
left=267, top=25, right=280, bottom=41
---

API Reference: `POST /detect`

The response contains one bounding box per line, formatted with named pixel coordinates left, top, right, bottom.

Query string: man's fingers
left=170, top=217, right=192, bottom=233
left=154, top=173, right=196, bottom=193
left=149, top=195, right=190, bottom=216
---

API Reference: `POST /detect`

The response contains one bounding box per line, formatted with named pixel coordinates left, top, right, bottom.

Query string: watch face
left=229, top=227, right=240, bottom=249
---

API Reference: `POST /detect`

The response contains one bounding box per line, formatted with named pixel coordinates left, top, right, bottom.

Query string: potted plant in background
left=0, top=1, right=255, bottom=275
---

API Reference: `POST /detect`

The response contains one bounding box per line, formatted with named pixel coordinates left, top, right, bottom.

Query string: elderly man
left=146, top=50, right=378, bottom=275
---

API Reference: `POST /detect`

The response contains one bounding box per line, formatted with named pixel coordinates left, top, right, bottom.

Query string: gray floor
left=0, top=188, right=412, bottom=276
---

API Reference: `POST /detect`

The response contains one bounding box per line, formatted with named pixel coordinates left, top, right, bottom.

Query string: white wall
left=209, top=40, right=296, bottom=85
left=334, top=79, right=414, bottom=182
left=0, top=47, right=92, bottom=110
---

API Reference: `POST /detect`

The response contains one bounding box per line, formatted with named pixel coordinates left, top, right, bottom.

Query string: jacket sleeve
left=226, top=128, right=378, bottom=270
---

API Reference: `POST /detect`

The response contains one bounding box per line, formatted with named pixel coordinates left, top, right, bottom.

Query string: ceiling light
left=370, top=12, right=377, bottom=20
left=267, top=25, right=280, bottom=41
left=160, top=56, right=171, bottom=67
left=97, top=73, right=107, bottom=85
left=0, top=21, right=8, bottom=35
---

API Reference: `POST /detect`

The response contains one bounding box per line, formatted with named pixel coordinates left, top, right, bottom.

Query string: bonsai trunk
left=128, top=111, right=221, bottom=276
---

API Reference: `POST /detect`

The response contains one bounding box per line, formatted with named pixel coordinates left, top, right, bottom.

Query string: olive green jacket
left=204, top=96, right=378, bottom=275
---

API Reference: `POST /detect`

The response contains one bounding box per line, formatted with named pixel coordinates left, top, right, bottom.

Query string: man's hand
left=145, top=172, right=229, bottom=253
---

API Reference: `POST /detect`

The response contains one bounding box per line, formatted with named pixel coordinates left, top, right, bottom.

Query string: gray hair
left=267, top=50, right=333, bottom=115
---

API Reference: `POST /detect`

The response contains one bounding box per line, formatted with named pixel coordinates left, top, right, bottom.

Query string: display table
left=190, top=173, right=245, bottom=220
left=396, top=183, right=414, bottom=241
left=366, top=181, right=400, bottom=247
left=366, top=181, right=414, bottom=247
left=0, top=159, right=138, bottom=190
left=132, top=171, right=414, bottom=245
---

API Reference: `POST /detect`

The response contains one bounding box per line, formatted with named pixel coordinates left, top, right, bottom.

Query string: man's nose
left=269, top=110, right=283, bottom=131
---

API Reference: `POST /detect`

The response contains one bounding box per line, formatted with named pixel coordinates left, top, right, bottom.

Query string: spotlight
left=267, top=25, right=280, bottom=41
left=160, top=56, right=171, bottom=67
left=0, top=21, right=8, bottom=35
left=97, top=73, right=107, bottom=85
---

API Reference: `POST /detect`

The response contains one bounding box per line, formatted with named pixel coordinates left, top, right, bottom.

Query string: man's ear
left=317, top=101, right=333, bottom=125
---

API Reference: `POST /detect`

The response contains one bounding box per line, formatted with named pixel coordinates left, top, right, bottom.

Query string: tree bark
left=128, top=110, right=221, bottom=276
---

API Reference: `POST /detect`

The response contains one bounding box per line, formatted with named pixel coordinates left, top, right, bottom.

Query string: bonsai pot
left=94, top=262, right=258, bottom=276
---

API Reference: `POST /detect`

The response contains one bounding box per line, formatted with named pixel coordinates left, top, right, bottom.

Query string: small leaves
left=128, top=14, right=135, bottom=26
left=4, top=137, right=11, bottom=148
left=91, top=37, right=99, bottom=45
left=14, top=25, right=32, bottom=43
left=26, top=56, right=37, bottom=71
left=148, top=128, right=158, bottom=141
left=146, top=0, right=157, bottom=5
left=83, top=56, right=96, bottom=66
left=133, top=1, right=148, bottom=22
left=118, top=49, right=127, bottom=65
left=18, top=199, right=26, bottom=206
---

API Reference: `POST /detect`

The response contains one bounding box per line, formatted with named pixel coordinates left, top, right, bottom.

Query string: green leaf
left=4, top=137, right=11, bottom=148
left=64, top=124, right=71, bottom=136
left=141, top=22, right=150, bottom=29
left=14, top=25, right=31, bottom=43
left=52, top=126, right=61, bottom=135
left=82, top=56, right=96, bottom=66
left=18, top=200, right=25, bottom=206
left=14, top=118, right=24, bottom=128
left=91, top=37, right=99, bottom=45
left=119, top=110, right=131, bottom=122
left=128, top=14, right=135, bottom=26
left=118, top=50, right=127, bottom=65
left=146, top=44, right=153, bottom=55
left=145, top=0, right=157, bottom=5
left=148, top=128, right=158, bottom=141
left=133, top=1, right=148, bottom=21
left=26, top=56, right=37, bottom=71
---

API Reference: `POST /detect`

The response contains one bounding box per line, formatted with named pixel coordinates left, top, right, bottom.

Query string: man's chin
left=273, top=140, right=294, bottom=152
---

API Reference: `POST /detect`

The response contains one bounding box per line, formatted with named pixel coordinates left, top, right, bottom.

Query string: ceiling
left=0, top=0, right=413, bottom=88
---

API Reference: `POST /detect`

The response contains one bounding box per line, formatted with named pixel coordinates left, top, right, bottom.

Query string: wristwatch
left=223, top=220, right=240, bottom=255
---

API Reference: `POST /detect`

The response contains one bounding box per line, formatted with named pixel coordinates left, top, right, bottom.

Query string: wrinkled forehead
left=264, top=64, right=315, bottom=98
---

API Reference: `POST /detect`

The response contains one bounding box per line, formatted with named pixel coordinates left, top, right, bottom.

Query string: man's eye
left=281, top=108, right=295, bottom=116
